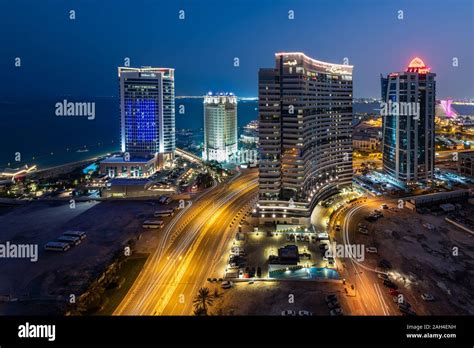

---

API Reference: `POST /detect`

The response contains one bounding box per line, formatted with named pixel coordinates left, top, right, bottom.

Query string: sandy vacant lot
left=0, top=200, right=167, bottom=314
left=352, top=204, right=474, bottom=315
left=210, top=280, right=346, bottom=316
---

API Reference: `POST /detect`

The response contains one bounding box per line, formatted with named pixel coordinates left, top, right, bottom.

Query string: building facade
left=381, top=57, right=436, bottom=184
left=119, top=66, right=175, bottom=157
left=202, top=93, right=238, bottom=163
left=257, top=52, right=354, bottom=225
left=99, top=66, right=175, bottom=178
left=458, top=151, right=474, bottom=178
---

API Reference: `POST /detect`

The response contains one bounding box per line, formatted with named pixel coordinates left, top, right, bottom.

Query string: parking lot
left=219, top=229, right=340, bottom=280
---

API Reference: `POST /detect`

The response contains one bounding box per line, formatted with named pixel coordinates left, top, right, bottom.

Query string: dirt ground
left=0, top=200, right=168, bottom=314
left=210, top=280, right=348, bottom=316
left=351, top=204, right=474, bottom=315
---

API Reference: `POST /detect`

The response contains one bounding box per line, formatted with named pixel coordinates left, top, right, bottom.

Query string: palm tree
left=193, top=287, right=214, bottom=315
left=193, top=306, right=207, bottom=316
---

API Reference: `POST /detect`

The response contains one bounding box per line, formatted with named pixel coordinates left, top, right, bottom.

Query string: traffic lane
left=116, top=172, right=257, bottom=315
left=162, top=188, right=257, bottom=315
left=342, top=204, right=397, bottom=315
left=115, top=180, right=239, bottom=314
left=146, top=180, right=258, bottom=315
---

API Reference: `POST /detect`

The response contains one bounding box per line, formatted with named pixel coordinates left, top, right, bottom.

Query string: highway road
left=114, top=169, right=258, bottom=315
left=332, top=198, right=400, bottom=315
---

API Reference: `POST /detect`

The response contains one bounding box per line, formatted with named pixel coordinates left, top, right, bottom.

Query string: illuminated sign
left=284, top=59, right=298, bottom=66
left=406, top=57, right=431, bottom=74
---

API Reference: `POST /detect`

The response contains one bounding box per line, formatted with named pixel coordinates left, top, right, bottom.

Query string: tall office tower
left=257, top=52, right=353, bottom=225
left=119, top=66, right=175, bottom=157
left=99, top=67, right=175, bottom=178
left=202, top=92, right=238, bottom=162
left=381, top=57, right=436, bottom=184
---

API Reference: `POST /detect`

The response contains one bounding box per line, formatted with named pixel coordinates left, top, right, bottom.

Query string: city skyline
left=1, top=0, right=473, bottom=100
left=1, top=1, right=474, bottom=345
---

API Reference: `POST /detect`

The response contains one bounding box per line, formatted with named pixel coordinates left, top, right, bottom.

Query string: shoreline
left=34, top=151, right=114, bottom=174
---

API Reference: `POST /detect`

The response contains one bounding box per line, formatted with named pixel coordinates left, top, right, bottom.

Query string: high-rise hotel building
left=381, top=58, right=436, bottom=184
left=100, top=66, right=175, bottom=178
left=202, top=93, right=238, bottom=163
left=119, top=66, right=175, bottom=156
left=257, top=52, right=353, bottom=225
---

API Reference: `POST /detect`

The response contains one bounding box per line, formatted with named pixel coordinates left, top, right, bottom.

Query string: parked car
left=365, top=215, right=377, bottom=223
left=325, top=294, right=338, bottom=303
left=328, top=301, right=340, bottom=310
left=378, top=259, right=392, bottom=269
left=330, top=308, right=343, bottom=316
left=358, top=228, right=369, bottom=235
left=383, top=279, right=398, bottom=289
left=221, top=281, right=232, bottom=289
left=389, top=289, right=400, bottom=296
left=421, top=293, right=435, bottom=301
left=400, top=308, right=417, bottom=316
left=281, top=310, right=296, bottom=316
left=398, top=302, right=412, bottom=311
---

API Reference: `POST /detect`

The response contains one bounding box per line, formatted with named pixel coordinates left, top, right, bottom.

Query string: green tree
left=193, top=287, right=214, bottom=315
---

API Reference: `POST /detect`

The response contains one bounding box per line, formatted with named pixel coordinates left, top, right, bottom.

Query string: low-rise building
left=458, top=151, right=474, bottom=178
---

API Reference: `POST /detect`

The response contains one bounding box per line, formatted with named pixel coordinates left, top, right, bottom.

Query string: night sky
left=1, top=0, right=473, bottom=99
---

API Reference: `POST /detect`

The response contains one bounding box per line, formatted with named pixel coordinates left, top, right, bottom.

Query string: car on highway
left=298, top=310, right=312, bottom=316
left=381, top=203, right=389, bottom=209
left=330, top=308, right=343, bottom=316
left=366, top=247, right=378, bottom=253
left=281, top=310, right=296, bottom=316
left=421, top=293, right=435, bottom=301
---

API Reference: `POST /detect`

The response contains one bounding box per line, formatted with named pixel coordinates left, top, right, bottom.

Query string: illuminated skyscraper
left=381, top=57, right=436, bottom=184
left=119, top=66, right=175, bottom=157
left=203, top=93, right=238, bottom=162
left=257, top=52, right=353, bottom=225
left=99, top=67, right=175, bottom=178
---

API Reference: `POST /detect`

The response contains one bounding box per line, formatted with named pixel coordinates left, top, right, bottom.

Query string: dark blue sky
left=1, top=0, right=473, bottom=99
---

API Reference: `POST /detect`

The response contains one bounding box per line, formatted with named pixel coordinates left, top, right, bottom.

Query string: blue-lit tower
left=118, top=67, right=175, bottom=158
